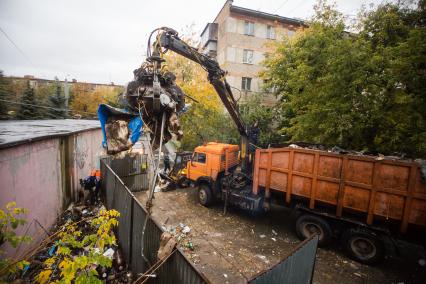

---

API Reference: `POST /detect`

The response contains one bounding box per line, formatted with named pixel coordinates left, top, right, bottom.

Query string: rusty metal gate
left=247, top=235, right=319, bottom=284
left=101, top=157, right=209, bottom=284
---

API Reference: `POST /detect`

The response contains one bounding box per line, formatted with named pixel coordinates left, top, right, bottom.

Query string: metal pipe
left=140, top=112, right=166, bottom=265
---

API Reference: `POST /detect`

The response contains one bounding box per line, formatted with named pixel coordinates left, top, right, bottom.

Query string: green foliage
left=0, top=202, right=32, bottom=282
left=47, top=80, right=67, bottom=119
left=263, top=0, right=426, bottom=157
left=47, top=79, right=67, bottom=119
left=240, top=94, right=283, bottom=147
left=35, top=209, right=120, bottom=284
left=16, top=81, right=40, bottom=120
left=0, top=71, right=10, bottom=119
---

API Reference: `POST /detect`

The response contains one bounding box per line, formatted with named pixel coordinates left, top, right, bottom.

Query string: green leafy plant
left=35, top=209, right=120, bottom=284
left=0, top=202, right=31, bottom=282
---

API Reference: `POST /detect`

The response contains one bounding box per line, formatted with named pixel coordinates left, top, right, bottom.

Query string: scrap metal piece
left=123, top=63, right=186, bottom=150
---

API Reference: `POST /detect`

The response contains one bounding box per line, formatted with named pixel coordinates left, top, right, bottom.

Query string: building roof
left=230, top=5, right=306, bottom=26
left=201, top=1, right=307, bottom=41
left=7, top=76, right=123, bottom=88
left=0, top=119, right=100, bottom=149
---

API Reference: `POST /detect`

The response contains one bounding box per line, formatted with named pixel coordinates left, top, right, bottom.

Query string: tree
left=47, top=79, right=67, bottom=118
left=240, top=94, right=283, bottom=147
left=163, top=50, right=238, bottom=151
left=16, top=81, right=39, bottom=120
left=263, top=0, right=426, bottom=157
left=69, top=84, right=122, bottom=118
left=0, top=71, right=10, bottom=119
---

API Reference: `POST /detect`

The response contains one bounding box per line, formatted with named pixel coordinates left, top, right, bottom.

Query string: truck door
left=188, top=152, right=208, bottom=181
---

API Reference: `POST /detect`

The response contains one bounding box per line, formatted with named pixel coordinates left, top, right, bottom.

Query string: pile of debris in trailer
left=275, top=142, right=426, bottom=179
left=8, top=203, right=133, bottom=283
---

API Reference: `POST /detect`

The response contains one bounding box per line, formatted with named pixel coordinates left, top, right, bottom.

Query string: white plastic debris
left=259, top=234, right=266, bottom=238
left=103, top=248, right=115, bottom=259
left=223, top=274, right=228, bottom=278
left=256, top=255, right=270, bottom=264
left=271, top=237, right=277, bottom=242
left=272, top=229, right=278, bottom=235
left=154, top=185, right=161, bottom=192
left=182, top=226, right=191, bottom=234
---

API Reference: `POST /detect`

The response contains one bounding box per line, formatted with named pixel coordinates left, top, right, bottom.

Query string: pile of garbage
left=19, top=203, right=133, bottom=283
left=162, top=223, right=194, bottom=252
left=272, top=142, right=426, bottom=181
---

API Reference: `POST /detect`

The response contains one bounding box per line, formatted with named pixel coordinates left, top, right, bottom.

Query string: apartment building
left=200, top=0, right=306, bottom=104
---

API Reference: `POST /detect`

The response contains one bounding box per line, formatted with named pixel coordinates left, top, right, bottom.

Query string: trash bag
left=98, top=104, right=143, bottom=154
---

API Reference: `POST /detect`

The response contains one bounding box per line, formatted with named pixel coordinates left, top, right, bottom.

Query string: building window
left=241, top=77, right=252, bottom=91
left=243, top=49, right=254, bottom=64
left=267, top=25, right=275, bottom=39
left=244, top=21, right=254, bottom=36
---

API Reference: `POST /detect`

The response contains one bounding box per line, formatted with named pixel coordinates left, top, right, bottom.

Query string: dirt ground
left=135, top=187, right=426, bottom=284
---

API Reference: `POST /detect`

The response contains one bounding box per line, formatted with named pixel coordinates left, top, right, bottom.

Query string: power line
left=286, top=0, right=309, bottom=16
left=0, top=26, right=37, bottom=70
left=0, top=99, right=97, bottom=116
left=273, top=0, right=290, bottom=13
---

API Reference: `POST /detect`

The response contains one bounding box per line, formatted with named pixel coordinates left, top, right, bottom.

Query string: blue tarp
left=97, top=104, right=143, bottom=148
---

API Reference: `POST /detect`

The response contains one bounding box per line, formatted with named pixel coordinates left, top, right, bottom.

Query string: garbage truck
left=184, top=142, right=426, bottom=264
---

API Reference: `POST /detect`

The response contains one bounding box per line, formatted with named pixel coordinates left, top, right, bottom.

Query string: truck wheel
left=198, top=184, right=213, bottom=207
left=295, top=214, right=333, bottom=246
left=342, top=229, right=384, bottom=265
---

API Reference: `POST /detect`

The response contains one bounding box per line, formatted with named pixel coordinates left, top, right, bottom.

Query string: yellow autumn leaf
left=36, top=269, right=52, bottom=284
left=44, top=257, right=55, bottom=268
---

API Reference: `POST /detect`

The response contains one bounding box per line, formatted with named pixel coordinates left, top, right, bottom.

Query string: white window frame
left=267, top=25, right=275, bottom=39
left=244, top=21, right=254, bottom=36
left=243, top=49, right=254, bottom=64
left=241, top=77, right=252, bottom=91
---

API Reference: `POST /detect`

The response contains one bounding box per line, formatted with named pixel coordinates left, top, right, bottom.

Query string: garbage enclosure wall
left=0, top=127, right=103, bottom=257
left=252, top=147, right=426, bottom=233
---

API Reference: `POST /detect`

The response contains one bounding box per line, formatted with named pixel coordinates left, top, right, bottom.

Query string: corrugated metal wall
left=101, top=157, right=208, bottom=284
left=110, top=154, right=149, bottom=191
left=248, top=235, right=318, bottom=284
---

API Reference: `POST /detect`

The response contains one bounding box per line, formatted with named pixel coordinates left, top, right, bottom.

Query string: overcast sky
left=0, top=0, right=384, bottom=85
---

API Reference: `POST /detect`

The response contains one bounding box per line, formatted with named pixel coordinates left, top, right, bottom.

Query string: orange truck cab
left=186, top=142, right=239, bottom=205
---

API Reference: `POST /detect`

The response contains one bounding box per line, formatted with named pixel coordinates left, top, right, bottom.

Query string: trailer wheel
left=295, top=214, right=333, bottom=246
left=342, top=229, right=384, bottom=265
left=198, top=183, right=213, bottom=207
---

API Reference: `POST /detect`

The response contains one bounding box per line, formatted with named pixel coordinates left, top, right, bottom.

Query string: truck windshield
left=193, top=152, right=206, bottom=164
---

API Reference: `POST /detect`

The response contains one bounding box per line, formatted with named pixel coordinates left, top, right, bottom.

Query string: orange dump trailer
left=252, top=147, right=426, bottom=234
left=250, top=147, right=426, bottom=264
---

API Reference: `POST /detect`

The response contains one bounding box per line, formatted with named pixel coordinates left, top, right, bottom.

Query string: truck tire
left=295, top=214, right=333, bottom=246
left=342, top=228, right=385, bottom=265
left=198, top=183, right=213, bottom=207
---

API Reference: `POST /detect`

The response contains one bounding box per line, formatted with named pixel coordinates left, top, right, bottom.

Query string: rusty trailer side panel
left=252, top=147, right=426, bottom=233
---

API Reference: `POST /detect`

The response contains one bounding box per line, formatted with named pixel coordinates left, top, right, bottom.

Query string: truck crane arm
left=151, top=27, right=251, bottom=174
